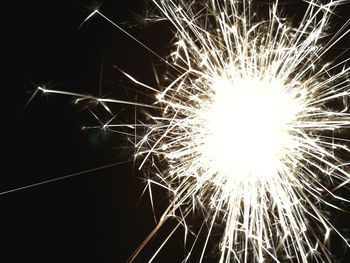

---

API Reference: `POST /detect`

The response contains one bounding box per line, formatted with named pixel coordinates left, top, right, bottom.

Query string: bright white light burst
left=40, top=0, right=350, bottom=262
left=131, top=0, right=350, bottom=261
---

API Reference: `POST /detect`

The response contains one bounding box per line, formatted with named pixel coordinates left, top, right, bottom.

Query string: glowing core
left=202, top=76, right=304, bottom=185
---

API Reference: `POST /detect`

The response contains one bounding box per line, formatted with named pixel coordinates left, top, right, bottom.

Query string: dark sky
left=6, top=0, right=350, bottom=262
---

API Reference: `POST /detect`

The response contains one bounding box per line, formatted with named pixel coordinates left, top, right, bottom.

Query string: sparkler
left=36, top=0, right=350, bottom=262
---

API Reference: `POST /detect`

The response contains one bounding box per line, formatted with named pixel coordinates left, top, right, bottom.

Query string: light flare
left=202, top=75, right=303, bottom=183
left=33, top=0, right=350, bottom=262
left=128, top=1, right=350, bottom=261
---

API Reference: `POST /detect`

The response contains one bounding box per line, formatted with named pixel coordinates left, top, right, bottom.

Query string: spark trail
left=38, top=0, right=350, bottom=262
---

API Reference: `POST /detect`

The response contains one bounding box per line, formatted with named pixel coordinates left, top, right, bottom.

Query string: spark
left=124, top=1, right=350, bottom=262
left=33, top=0, right=350, bottom=262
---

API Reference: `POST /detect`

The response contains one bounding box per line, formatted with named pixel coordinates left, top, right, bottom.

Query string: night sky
left=6, top=0, right=350, bottom=262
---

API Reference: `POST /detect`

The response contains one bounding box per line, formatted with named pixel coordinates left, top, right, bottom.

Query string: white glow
left=202, top=76, right=304, bottom=185
left=37, top=0, right=350, bottom=262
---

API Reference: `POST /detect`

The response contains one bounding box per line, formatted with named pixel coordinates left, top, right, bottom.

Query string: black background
left=6, top=0, right=350, bottom=262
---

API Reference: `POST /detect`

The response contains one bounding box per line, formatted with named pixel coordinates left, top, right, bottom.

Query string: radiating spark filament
left=35, top=0, right=350, bottom=262
left=128, top=1, right=350, bottom=262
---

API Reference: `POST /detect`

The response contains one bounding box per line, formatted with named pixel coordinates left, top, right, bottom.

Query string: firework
left=38, top=0, right=350, bottom=262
